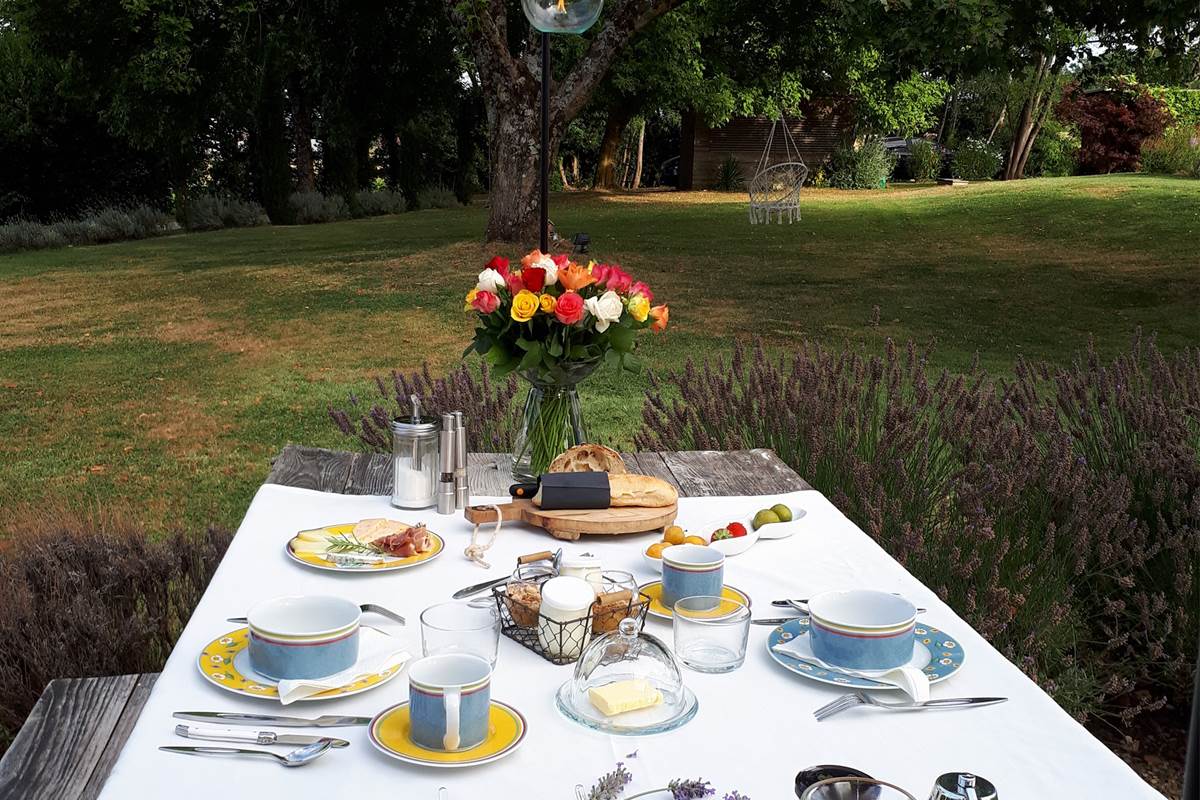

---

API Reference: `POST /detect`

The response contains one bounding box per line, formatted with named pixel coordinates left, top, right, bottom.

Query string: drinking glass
left=586, top=570, right=638, bottom=596
left=420, top=601, right=501, bottom=665
left=672, top=595, right=750, bottom=673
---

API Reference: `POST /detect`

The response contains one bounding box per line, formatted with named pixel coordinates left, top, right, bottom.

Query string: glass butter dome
left=556, top=618, right=699, bottom=735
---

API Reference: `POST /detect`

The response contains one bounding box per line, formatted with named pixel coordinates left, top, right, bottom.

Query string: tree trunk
left=1004, top=54, right=1061, bottom=180
left=252, top=51, right=293, bottom=223
left=383, top=126, right=403, bottom=192
left=571, top=155, right=580, bottom=184
left=290, top=76, right=316, bottom=193
left=484, top=88, right=546, bottom=242
left=986, top=106, right=1007, bottom=145
left=559, top=158, right=572, bottom=190
left=595, top=104, right=634, bottom=190
left=631, top=120, right=645, bottom=189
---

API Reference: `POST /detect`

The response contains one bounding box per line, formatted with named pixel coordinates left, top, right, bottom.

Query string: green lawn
left=1, top=175, right=1197, bottom=534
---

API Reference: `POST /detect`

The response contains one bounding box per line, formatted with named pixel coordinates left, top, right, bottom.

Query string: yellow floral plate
left=285, top=523, right=445, bottom=573
left=197, top=628, right=403, bottom=701
left=368, top=700, right=528, bottom=768
left=638, top=581, right=753, bottom=621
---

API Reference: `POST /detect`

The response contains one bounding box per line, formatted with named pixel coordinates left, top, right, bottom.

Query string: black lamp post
left=521, top=0, right=603, bottom=252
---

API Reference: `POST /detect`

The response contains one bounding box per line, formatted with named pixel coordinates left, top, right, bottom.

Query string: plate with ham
left=286, top=518, right=444, bottom=573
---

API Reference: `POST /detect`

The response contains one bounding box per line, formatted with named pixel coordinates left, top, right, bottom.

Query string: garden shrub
left=951, top=138, right=1003, bottom=180
left=288, top=191, right=350, bottom=224
left=907, top=139, right=941, bottom=181
left=415, top=184, right=460, bottom=210
left=1147, top=86, right=1200, bottom=127
left=829, top=140, right=894, bottom=189
left=0, top=218, right=64, bottom=251
left=635, top=335, right=1198, bottom=726
left=354, top=188, right=407, bottom=217
left=330, top=362, right=519, bottom=453
left=183, top=194, right=267, bottom=231
left=1025, top=120, right=1079, bottom=177
left=1141, top=125, right=1200, bottom=178
left=0, top=203, right=175, bottom=252
left=0, top=512, right=232, bottom=752
left=1056, top=81, right=1171, bottom=174
left=713, top=154, right=744, bottom=190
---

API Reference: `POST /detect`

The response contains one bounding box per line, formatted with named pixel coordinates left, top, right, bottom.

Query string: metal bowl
left=795, top=766, right=874, bottom=799
left=799, top=777, right=917, bottom=800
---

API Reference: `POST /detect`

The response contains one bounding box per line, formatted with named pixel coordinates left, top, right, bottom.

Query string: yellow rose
left=511, top=289, right=540, bottom=322
left=627, top=293, right=650, bottom=323
left=539, top=293, right=557, bottom=314
left=464, top=288, right=478, bottom=312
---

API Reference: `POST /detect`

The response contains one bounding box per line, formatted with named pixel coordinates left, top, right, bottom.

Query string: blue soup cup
left=246, top=595, right=361, bottom=680
left=408, top=653, right=493, bottom=751
left=806, top=590, right=917, bottom=670
left=662, top=544, right=725, bottom=609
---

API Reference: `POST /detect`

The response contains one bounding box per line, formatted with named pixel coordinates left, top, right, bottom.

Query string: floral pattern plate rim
left=196, top=627, right=403, bottom=702
left=369, top=700, right=528, bottom=768
left=766, top=617, right=966, bottom=689
left=285, top=523, right=445, bottom=573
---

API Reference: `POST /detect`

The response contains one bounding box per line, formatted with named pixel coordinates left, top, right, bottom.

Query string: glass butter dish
left=556, top=618, right=699, bottom=735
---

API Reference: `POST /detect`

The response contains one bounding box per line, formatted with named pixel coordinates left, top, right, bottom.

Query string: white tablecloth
left=98, top=484, right=1163, bottom=799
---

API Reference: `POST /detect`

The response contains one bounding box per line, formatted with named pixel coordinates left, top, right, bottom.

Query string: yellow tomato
left=646, top=542, right=668, bottom=559
left=684, top=535, right=707, bottom=546
left=663, top=525, right=686, bottom=545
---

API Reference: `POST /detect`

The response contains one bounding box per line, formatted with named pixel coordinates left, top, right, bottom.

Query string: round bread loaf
left=547, top=443, right=627, bottom=474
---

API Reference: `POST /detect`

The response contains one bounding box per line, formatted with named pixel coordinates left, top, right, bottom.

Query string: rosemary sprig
left=324, top=533, right=383, bottom=555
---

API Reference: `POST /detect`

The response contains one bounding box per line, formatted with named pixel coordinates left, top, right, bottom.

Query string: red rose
left=522, top=266, right=546, bottom=293
left=554, top=291, right=584, bottom=324
left=472, top=290, right=499, bottom=314
left=486, top=256, right=509, bottom=277
left=630, top=281, right=653, bottom=302
left=505, top=271, right=524, bottom=295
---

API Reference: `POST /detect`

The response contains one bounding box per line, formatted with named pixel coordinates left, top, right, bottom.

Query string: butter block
left=588, top=679, right=663, bottom=716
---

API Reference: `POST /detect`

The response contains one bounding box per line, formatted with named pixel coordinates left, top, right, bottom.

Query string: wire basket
left=493, top=578, right=651, bottom=666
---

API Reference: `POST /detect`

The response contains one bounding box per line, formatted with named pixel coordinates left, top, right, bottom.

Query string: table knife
left=173, top=711, right=371, bottom=728
left=751, top=617, right=798, bottom=626
left=175, top=724, right=349, bottom=748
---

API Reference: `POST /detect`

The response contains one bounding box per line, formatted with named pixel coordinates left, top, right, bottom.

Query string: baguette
left=607, top=473, right=678, bottom=508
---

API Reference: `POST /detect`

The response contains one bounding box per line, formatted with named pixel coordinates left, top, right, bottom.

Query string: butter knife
left=173, top=712, right=370, bottom=728
left=175, top=724, right=349, bottom=748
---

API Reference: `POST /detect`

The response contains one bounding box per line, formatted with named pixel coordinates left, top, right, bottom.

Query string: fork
left=813, top=692, right=1007, bottom=721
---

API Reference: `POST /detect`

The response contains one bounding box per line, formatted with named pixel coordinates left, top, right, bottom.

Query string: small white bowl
left=743, top=505, right=806, bottom=540
left=642, top=543, right=679, bottom=574
left=707, top=527, right=759, bottom=557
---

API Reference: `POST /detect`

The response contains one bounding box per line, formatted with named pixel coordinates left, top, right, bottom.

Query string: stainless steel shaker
left=929, top=773, right=997, bottom=800
left=452, top=410, right=469, bottom=509
left=390, top=396, right=440, bottom=509
left=436, top=413, right=456, bottom=514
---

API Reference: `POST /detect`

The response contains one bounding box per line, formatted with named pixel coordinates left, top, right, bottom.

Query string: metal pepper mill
left=929, top=773, right=996, bottom=800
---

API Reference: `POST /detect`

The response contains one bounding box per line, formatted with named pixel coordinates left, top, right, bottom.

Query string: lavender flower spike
left=586, top=762, right=633, bottom=800
left=668, top=778, right=715, bottom=800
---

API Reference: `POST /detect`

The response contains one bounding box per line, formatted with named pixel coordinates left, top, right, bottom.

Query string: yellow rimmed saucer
left=197, top=628, right=403, bottom=701
left=286, top=523, right=444, bottom=573
left=638, top=581, right=752, bottom=620
left=368, top=700, right=527, bottom=768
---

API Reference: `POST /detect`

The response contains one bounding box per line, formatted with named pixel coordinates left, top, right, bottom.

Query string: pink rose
left=505, top=271, right=524, bottom=295
left=472, top=290, right=499, bottom=314
left=606, top=265, right=632, bottom=294
left=630, top=281, right=653, bottom=302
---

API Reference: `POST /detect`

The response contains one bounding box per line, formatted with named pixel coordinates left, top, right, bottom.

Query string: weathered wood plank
left=343, top=451, right=393, bottom=496
left=0, top=675, right=138, bottom=800
left=264, top=445, right=353, bottom=493
left=469, top=452, right=512, bottom=496
left=660, top=449, right=806, bottom=496
left=78, top=674, right=158, bottom=800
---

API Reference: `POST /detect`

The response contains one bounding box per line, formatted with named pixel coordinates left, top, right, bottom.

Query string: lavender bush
left=0, top=513, right=232, bottom=751
left=636, top=336, right=1198, bottom=723
left=329, top=362, right=520, bottom=453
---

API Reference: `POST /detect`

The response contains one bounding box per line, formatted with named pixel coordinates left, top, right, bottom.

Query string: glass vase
left=511, top=363, right=598, bottom=480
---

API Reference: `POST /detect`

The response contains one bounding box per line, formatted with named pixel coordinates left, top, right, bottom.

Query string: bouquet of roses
left=463, top=249, right=668, bottom=477
left=464, top=250, right=667, bottom=378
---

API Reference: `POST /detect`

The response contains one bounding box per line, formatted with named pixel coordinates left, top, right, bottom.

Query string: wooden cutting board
left=464, top=499, right=677, bottom=542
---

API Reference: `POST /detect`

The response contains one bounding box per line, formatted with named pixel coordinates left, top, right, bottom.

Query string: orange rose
left=650, top=304, right=669, bottom=332
left=557, top=262, right=596, bottom=291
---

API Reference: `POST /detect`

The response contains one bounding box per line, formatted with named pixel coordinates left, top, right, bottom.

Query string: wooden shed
left=679, top=98, right=855, bottom=190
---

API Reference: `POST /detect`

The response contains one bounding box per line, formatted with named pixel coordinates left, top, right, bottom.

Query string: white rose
left=585, top=290, right=624, bottom=333
left=541, top=259, right=558, bottom=286
left=476, top=268, right=505, bottom=293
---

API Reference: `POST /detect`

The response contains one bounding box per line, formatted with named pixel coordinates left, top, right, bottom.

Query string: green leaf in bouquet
left=516, top=338, right=536, bottom=351
left=546, top=338, right=563, bottom=357
left=518, top=341, right=543, bottom=371
left=622, top=353, right=642, bottom=373
left=569, top=344, right=591, bottom=359
left=485, top=342, right=509, bottom=365
left=610, top=325, right=635, bottom=353
left=604, top=348, right=621, bottom=367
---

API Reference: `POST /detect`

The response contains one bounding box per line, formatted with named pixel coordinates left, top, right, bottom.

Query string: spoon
left=228, top=603, right=405, bottom=626
left=771, top=598, right=927, bottom=614
left=159, top=738, right=333, bottom=767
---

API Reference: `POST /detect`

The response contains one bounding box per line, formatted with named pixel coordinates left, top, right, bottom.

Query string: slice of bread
left=548, top=444, right=627, bottom=474
left=351, top=518, right=411, bottom=544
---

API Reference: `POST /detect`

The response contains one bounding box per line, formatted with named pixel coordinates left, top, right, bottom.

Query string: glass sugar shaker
left=391, top=394, right=440, bottom=509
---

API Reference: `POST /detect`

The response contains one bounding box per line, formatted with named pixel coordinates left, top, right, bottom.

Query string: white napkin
left=772, top=635, right=930, bottom=701
left=275, top=627, right=411, bottom=705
